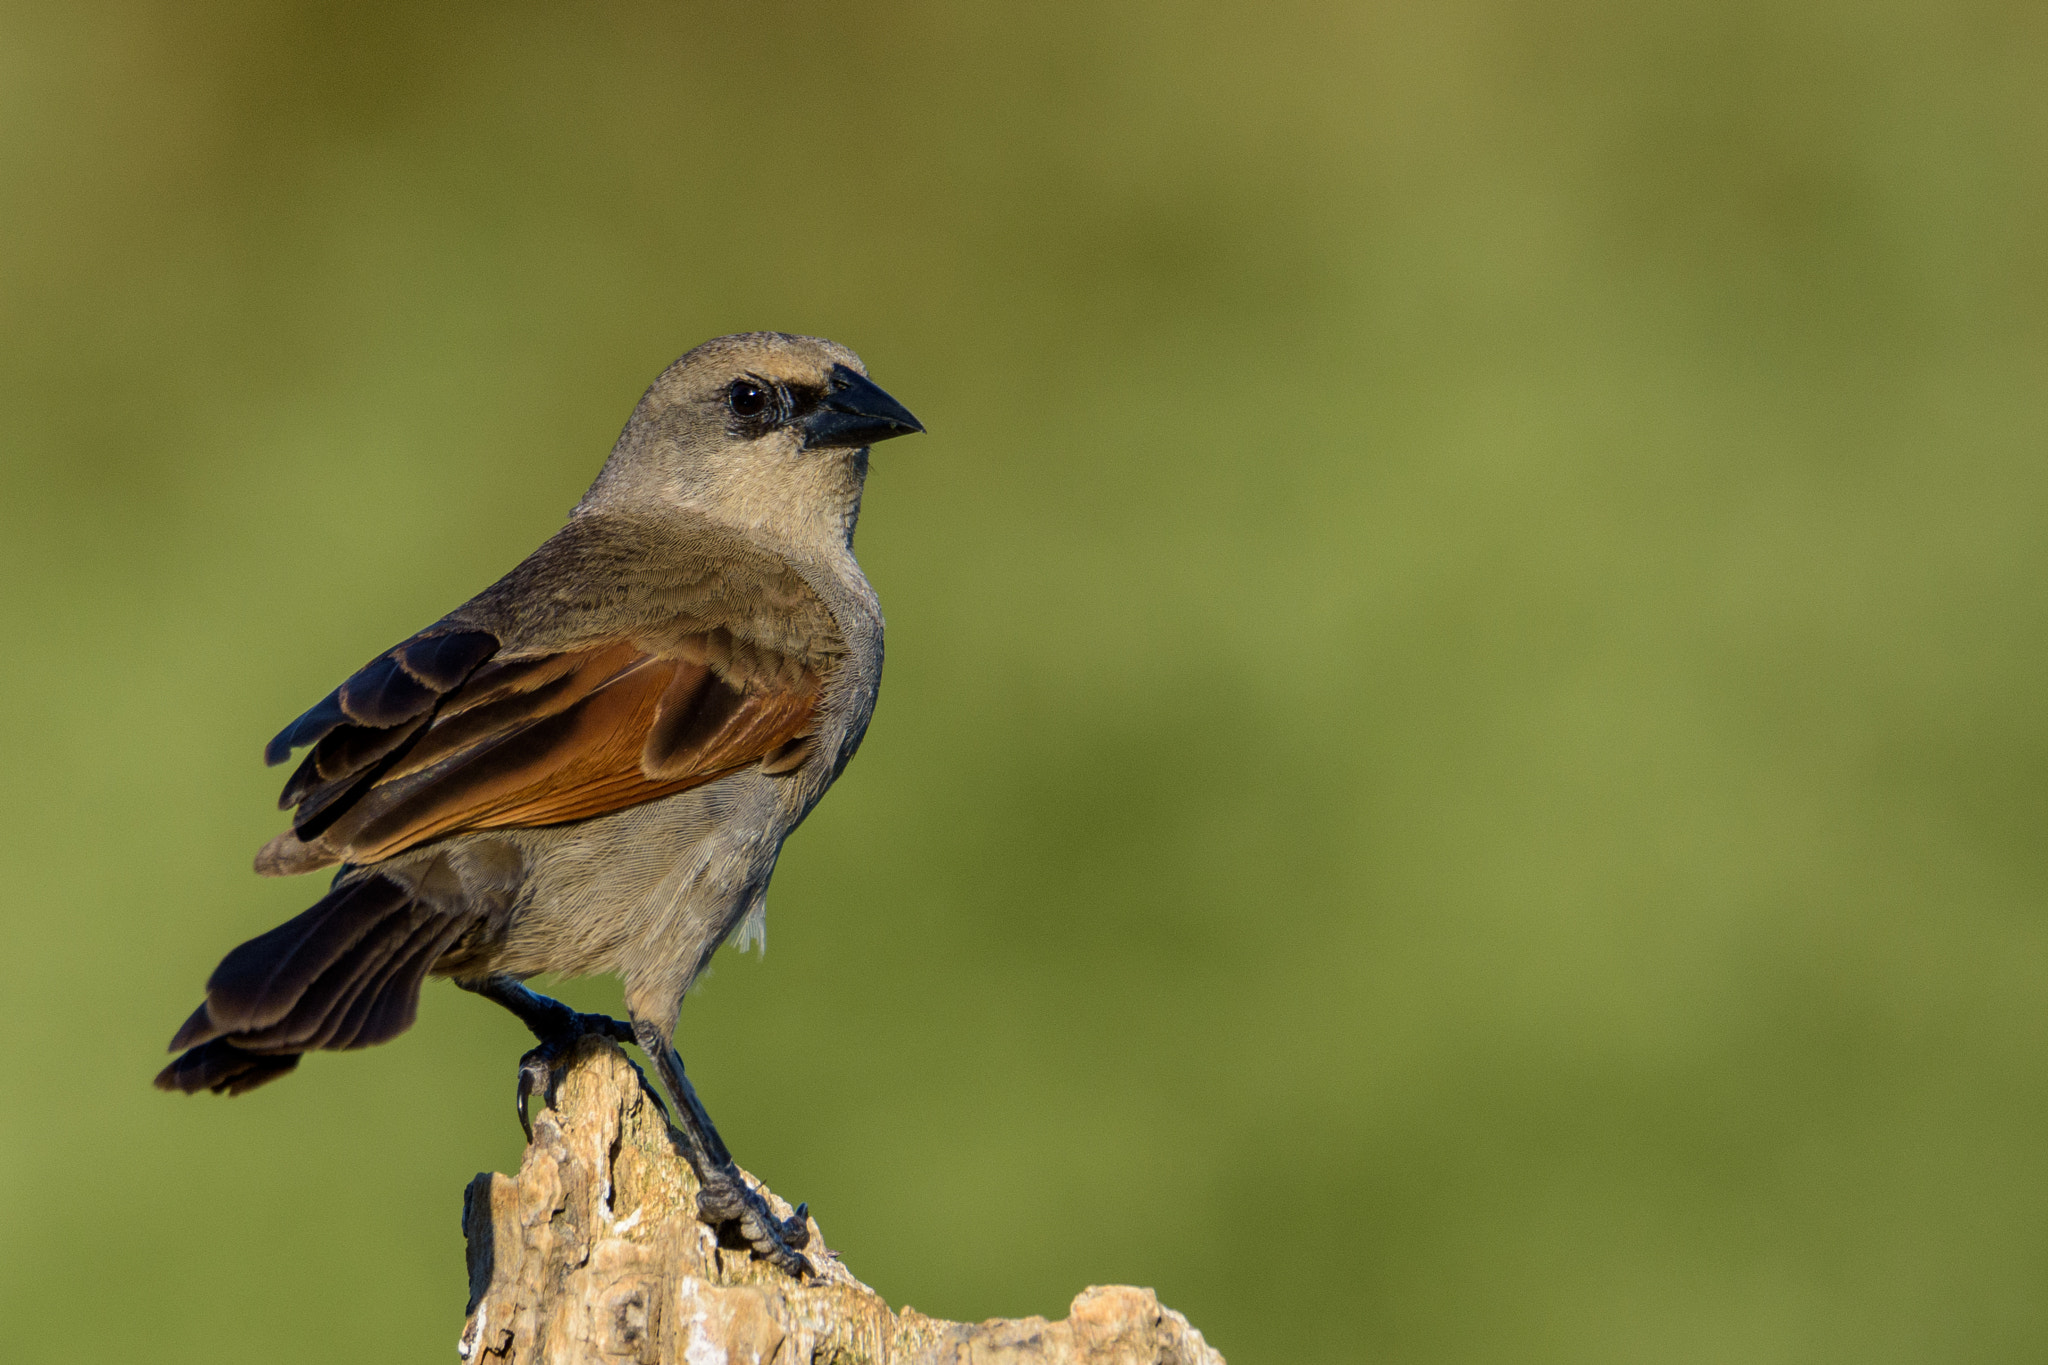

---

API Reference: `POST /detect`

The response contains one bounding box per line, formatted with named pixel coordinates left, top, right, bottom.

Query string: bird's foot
left=697, top=1168, right=813, bottom=1277
left=513, top=1011, right=637, bottom=1141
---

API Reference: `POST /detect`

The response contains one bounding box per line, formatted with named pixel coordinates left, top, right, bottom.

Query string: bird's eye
left=728, top=379, right=771, bottom=418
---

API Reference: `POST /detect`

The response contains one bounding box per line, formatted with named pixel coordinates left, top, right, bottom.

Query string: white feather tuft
left=732, top=900, right=767, bottom=957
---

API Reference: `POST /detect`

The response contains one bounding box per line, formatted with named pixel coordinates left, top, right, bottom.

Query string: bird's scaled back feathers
left=257, top=507, right=844, bottom=876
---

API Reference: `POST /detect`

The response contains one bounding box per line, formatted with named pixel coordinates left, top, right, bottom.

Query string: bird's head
left=582, top=332, right=924, bottom=547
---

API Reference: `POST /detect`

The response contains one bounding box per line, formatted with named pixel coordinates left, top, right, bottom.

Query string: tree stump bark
left=459, top=1036, right=1225, bottom=1365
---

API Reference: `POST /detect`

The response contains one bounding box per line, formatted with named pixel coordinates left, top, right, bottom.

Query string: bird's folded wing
left=254, top=511, right=842, bottom=874
left=257, top=629, right=820, bottom=873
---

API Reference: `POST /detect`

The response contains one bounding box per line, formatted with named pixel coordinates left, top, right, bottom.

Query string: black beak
left=801, top=364, right=926, bottom=451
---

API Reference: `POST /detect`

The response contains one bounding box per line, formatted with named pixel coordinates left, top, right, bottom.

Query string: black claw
left=506, top=1010, right=635, bottom=1143
left=514, top=1058, right=540, bottom=1140
left=514, top=1037, right=565, bottom=1141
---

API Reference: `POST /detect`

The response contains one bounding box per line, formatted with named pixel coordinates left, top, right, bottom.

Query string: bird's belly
left=485, top=770, right=789, bottom=987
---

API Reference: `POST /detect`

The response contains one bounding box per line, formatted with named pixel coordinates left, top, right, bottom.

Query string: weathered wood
left=459, top=1036, right=1224, bottom=1365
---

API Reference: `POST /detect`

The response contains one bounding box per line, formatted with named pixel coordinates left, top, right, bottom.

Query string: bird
left=155, top=331, right=923, bottom=1277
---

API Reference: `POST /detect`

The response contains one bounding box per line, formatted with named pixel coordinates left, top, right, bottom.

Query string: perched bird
left=156, top=332, right=923, bottom=1275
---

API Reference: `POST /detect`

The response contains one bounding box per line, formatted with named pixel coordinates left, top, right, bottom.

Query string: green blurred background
left=3, top=2, right=2045, bottom=1361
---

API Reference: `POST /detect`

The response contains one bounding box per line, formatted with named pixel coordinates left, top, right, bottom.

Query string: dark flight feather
left=263, top=692, right=349, bottom=767
left=396, top=629, right=499, bottom=690
left=264, top=629, right=501, bottom=768
left=338, top=653, right=439, bottom=727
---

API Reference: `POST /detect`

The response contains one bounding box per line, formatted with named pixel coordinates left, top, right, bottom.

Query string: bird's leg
left=457, top=975, right=637, bottom=1140
left=630, top=1017, right=813, bottom=1278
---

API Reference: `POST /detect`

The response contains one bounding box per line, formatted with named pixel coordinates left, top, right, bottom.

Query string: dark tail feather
left=154, top=1040, right=301, bottom=1096
left=156, top=872, right=469, bottom=1096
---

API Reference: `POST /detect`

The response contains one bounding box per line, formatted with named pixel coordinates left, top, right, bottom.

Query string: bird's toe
left=697, top=1172, right=812, bottom=1278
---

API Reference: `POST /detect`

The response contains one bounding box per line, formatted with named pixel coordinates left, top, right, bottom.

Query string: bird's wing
left=256, top=513, right=840, bottom=874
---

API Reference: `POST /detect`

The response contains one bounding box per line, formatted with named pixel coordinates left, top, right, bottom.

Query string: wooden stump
left=459, top=1036, right=1225, bottom=1365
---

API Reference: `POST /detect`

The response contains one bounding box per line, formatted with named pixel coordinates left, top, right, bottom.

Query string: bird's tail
left=155, top=871, right=471, bottom=1096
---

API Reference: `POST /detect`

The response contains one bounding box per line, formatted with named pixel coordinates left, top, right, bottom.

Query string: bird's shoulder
left=446, top=507, right=848, bottom=679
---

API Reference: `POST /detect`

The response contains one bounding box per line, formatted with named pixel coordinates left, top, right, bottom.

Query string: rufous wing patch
left=265, top=629, right=821, bottom=868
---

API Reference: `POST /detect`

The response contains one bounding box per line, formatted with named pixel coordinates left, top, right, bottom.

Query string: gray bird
left=156, top=332, right=923, bottom=1275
